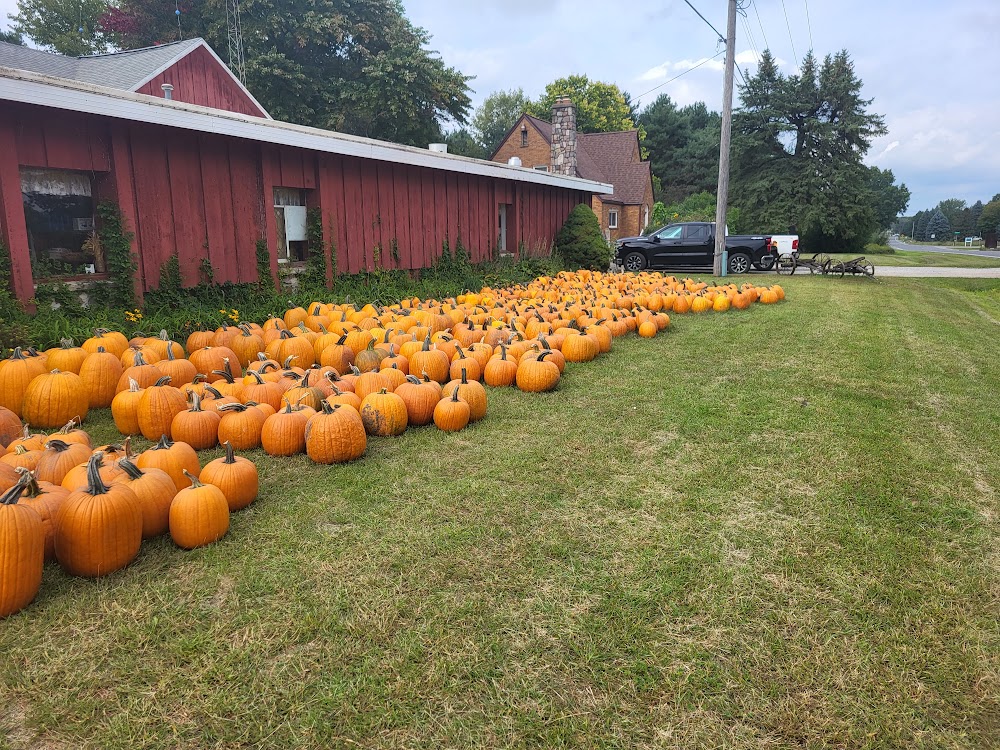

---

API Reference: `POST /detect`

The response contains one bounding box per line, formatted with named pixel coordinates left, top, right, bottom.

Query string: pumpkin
left=394, top=375, right=440, bottom=426
left=200, top=441, right=258, bottom=510
left=137, top=376, right=188, bottom=441
left=231, top=325, right=265, bottom=368
left=0, top=476, right=45, bottom=617
left=111, top=378, right=145, bottom=435
left=241, top=371, right=284, bottom=411
left=189, top=347, right=240, bottom=383
left=82, top=328, right=129, bottom=359
left=78, top=345, right=123, bottom=409
left=136, top=435, right=201, bottom=493
left=266, top=330, right=316, bottom=370
left=318, top=333, right=355, bottom=372
left=145, top=330, right=185, bottom=361
left=115, top=351, right=162, bottom=394
left=638, top=320, right=657, bottom=338
left=22, top=369, right=89, bottom=428
left=433, top=388, right=470, bottom=432
left=409, top=337, right=450, bottom=384
left=326, top=386, right=363, bottom=413
left=169, top=470, right=230, bottom=550
left=217, top=403, right=267, bottom=450
left=261, top=402, right=312, bottom=456
left=185, top=330, right=215, bottom=354
left=15, top=468, right=69, bottom=562
left=60, top=451, right=128, bottom=492
left=359, top=388, right=408, bottom=437
left=46, top=339, right=89, bottom=374
left=0, top=348, right=47, bottom=417
left=516, top=351, right=560, bottom=393
left=35, top=439, right=91, bottom=486
left=483, top=346, right=518, bottom=387
left=156, top=346, right=198, bottom=386
left=281, top=371, right=325, bottom=411
left=117, top=459, right=177, bottom=539
left=170, top=392, right=221, bottom=451
left=209, top=358, right=246, bottom=400
left=0, top=406, right=21, bottom=450
left=561, top=333, right=599, bottom=363
left=442, top=369, right=487, bottom=422
left=54, top=453, right=143, bottom=577
left=305, top=402, right=367, bottom=464
left=121, top=344, right=161, bottom=367
left=449, top=347, right=483, bottom=382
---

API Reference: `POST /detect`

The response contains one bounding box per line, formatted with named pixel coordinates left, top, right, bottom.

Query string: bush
left=863, top=243, right=895, bottom=255
left=555, top=204, right=611, bottom=270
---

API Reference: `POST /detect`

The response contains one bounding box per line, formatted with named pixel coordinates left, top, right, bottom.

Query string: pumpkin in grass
left=442, top=369, right=487, bottom=422
left=1, top=445, right=43, bottom=472
left=82, top=328, right=129, bottom=359
left=326, top=386, right=362, bottom=413
left=79, top=347, right=123, bottom=409
left=14, top=468, right=68, bottom=562
left=35, top=439, right=91, bottom=486
left=200, top=441, right=258, bottom=510
left=117, top=459, right=176, bottom=539
left=241, top=371, right=284, bottom=412
left=185, top=330, right=215, bottom=354
left=638, top=320, right=657, bottom=338
left=136, top=376, right=187, bottom=441
left=359, top=388, right=408, bottom=437
left=483, top=347, right=518, bottom=387
left=169, top=470, right=230, bottom=550
left=0, top=476, right=45, bottom=617
left=4, top=425, right=47, bottom=455
left=115, top=351, right=162, bottom=394
left=22, top=369, right=89, bottom=428
left=230, top=325, right=265, bottom=368
left=305, top=402, right=367, bottom=464
left=0, top=407, right=21, bottom=450
left=409, top=336, right=450, bottom=384
left=188, top=347, right=239, bottom=383
left=216, top=403, right=267, bottom=451
left=261, top=402, right=312, bottom=456
left=516, top=351, right=560, bottom=393
left=46, top=339, right=89, bottom=374
left=136, top=436, right=200, bottom=493
left=209, top=359, right=246, bottom=400
left=170, top=392, right=221, bottom=451
left=156, top=347, right=197, bottom=386
left=394, top=375, right=439, bottom=426
left=433, top=388, right=470, bottom=432
left=111, top=378, right=145, bottom=435
left=449, top=347, right=482, bottom=382
left=60, top=451, right=128, bottom=492
left=561, top=332, right=599, bottom=363
left=0, top=348, right=47, bottom=417
left=54, top=453, right=143, bottom=578
left=145, top=330, right=185, bottom=361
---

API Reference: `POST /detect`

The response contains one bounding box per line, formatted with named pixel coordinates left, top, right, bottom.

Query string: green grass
left=826, top=249, right=1000, bottom=268
left=2, top=275, right=999, bottom=749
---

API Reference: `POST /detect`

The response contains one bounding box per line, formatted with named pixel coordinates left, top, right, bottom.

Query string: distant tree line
left=894, top=196, right=1000, bottom=242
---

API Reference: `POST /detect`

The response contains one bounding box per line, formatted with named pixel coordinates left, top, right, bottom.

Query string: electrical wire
left=633, top=50, right=726, bottom=104
left=803, top=0, right=814, bottom=51
left=681, top=0, right=726, bottom=44
left=780, top=0, right=800, bottom=66
left=752, top=0, right=770, bottom=51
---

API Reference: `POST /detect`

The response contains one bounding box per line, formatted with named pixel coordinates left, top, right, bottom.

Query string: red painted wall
left=135, top=46, right=268, bottom=118
left=0, top=102, right=593, bottom=304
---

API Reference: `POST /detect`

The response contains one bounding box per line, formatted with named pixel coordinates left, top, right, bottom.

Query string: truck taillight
left=792, top=238, right=799, bottom=250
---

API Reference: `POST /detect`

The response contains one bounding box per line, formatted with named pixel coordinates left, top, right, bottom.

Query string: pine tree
left=970, top=200, right=985, bottom=231
left=925, top=210, right=951, bottom=242
left=914, top=211, right=930, bottom=241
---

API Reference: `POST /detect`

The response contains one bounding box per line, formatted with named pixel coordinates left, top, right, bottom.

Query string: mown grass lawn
left=827, top=249, right=1000, bottom=268
left=2, top=275, right=998, bottom=750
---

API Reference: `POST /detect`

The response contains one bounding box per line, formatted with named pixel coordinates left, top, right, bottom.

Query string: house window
left=608, top=210, right=618, bottom=229
left=533, top=165, right=549, bottom=172
left=273, top=187, right=308, bottom=262
left=520, top=126, right=528, bottom=147
left=643, top=204, right=649, bottom=229
left=21, top=168, right=101, bottom=278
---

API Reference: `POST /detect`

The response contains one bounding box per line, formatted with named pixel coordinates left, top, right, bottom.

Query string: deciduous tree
left=528, top=75, right=642, bottom=137
left=9, top=0, right=114, bottom=55
left=471, top=88, right=530, bottom=156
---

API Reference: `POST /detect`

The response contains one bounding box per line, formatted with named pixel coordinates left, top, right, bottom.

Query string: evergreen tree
left=954, top=208, right=973, bottom=239
left=443, top=129, right=487, bottom=160
left=970, top=200, right=984, bottom=230
left=732, top=50, right=891, bottom=252
left=0, top=28, right=24, bottom=44
left=978, top=200, right=1000, bottom=235
left=914, top=211, right=930, bottom=241
left=639, top=95, right=721, bottom=203
left=925, top=210, right=951, bottom=242
left=555, top=204, right=610, bottom=270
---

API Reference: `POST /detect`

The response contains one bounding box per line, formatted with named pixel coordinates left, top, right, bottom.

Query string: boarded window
left=273, top=188, right=308, bottom=262
left=21, top=168, right=101, bottom=277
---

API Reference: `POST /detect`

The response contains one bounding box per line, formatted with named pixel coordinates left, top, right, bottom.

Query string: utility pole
left=713, top=0, right=738, bottom=276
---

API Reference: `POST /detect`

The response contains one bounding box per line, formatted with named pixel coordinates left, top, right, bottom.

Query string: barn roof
left=0, top=65, right=613, bottom=195
left=0, top=38, right=269, bottom=118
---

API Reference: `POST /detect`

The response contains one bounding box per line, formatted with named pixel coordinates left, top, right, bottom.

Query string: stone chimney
left=550, top=97, right=577, bottom=176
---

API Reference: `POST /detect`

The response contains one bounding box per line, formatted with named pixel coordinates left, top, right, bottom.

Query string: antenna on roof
left=174, top=0, right=182, bottom=41
left=226, top=0, right=248, bottom=83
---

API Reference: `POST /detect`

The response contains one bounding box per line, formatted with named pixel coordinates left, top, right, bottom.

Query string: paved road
left=889, top=238, right=1000, bottom=259
left=873, top=266, right=1000, bottom=278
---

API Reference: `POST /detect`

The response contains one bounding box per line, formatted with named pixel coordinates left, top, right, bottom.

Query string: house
left=490, top=98, right=654, bottom=242
left=0, top=41, right=611, bottom=305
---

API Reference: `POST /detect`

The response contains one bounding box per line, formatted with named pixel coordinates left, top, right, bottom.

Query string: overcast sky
left=3, top=0, right=998, bottom=213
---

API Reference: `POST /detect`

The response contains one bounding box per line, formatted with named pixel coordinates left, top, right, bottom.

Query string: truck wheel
left=728, top=253, right=751, bottom=274
left=623, top=252, right=646, bottom=272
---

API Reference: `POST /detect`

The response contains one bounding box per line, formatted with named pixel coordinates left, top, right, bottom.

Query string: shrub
left=863, top=243, right=895, bottom=255
left=555, top=204, right=611, bottom=270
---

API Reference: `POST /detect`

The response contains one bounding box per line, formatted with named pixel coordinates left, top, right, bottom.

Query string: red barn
left=0, top=40, right=610, bottom=305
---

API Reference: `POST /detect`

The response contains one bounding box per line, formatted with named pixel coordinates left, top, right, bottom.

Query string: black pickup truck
left=613, top=222, right=774, bottom=274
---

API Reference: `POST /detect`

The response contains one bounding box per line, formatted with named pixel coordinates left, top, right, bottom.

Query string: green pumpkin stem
left=85, top=453, right=111, bottom=495
left=117, top=459, right=144, bottom=481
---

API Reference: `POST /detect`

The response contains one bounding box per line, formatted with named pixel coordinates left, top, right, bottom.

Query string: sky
left=2, top=0, right=998, bottom=213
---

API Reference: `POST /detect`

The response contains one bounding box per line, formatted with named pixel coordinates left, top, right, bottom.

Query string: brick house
left=491, top=98, right=654, bottom=241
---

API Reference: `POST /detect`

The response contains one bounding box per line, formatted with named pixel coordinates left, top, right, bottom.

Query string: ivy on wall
left=256, top=239, right=274, bottom=293
left=96, top=201, right=137, bottom=309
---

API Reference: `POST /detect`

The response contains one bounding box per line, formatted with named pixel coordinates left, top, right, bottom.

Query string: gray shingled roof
left=0, top=38, right=203, bottom=91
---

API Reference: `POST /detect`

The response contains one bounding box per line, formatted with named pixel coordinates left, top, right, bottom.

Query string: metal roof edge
left=0, top=67, right=613, bottom=195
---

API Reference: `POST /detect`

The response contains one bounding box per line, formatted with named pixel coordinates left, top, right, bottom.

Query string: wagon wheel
left=811, top=253, right=831, bottom=274
left=828, top=262, right=846, bottom=278
left=775, top=254, right=796, bottom=275
left=858, top=259, right=875, bottom=277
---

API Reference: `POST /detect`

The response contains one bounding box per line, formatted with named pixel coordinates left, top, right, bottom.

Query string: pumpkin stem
left=222, top=441, right=237, bottom=464
left=85, top=453, right=111, bottom=495
left=117, top=459, right=144, bottom=481
left=257, top=352, right=269, bottom=362
left=283, top=355, right=298, bottom=369
left=44, top=439, right=72, bottom=453
left=204, top=385, right=224, bottom=400
left=189, top=392, right=204, bottom=412
left=133, top=350, right=148, bottom=367
left=450, top=388, right=461, bottom=402
left=153, top=435, right=173, bottom=451
left=0, top=476, right=28, bottom=505
left=58, top=416, right=81, bottom=433
left=154, top=375, right=172, bottom=386
left=349, top=364, right=361, bottom=376
left=249, top=370, right=266, bottom=385
left=182, top=469, right=204, bottom=488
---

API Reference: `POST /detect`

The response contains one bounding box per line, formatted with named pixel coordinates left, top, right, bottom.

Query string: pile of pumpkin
left=0, top=418, right=258, bottom=618
left=0, top=271, right=785, bottom=617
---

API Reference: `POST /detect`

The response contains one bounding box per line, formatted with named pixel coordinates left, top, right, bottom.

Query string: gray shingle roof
left=0, top=38, right=203, bottom=91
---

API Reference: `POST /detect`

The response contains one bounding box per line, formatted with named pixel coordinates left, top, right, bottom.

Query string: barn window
left=20, top=168, right=101, bottom=278
left=273, top=187, right=308, bottom=262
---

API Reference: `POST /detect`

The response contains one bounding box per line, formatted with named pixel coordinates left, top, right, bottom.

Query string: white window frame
left=608, top=210, right=619, bottom=229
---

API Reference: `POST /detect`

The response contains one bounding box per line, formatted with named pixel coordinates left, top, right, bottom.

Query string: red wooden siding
left=136, top=46, right=268, bottom=118
left=0, top=102, right=595, bottom=304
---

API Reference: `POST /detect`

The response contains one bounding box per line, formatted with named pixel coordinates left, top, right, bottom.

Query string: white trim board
left=0, top=67, right=613, bottom=195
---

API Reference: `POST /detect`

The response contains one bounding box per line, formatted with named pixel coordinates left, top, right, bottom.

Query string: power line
left=803, top=0, right=814, bottom=51
left=780, top=0, right=799, bottom=66
left=682, top=0, right=726, bottom=44
left=752, top=0, right=770, bottom=51
left=634, top=50, right=726, bottom=103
